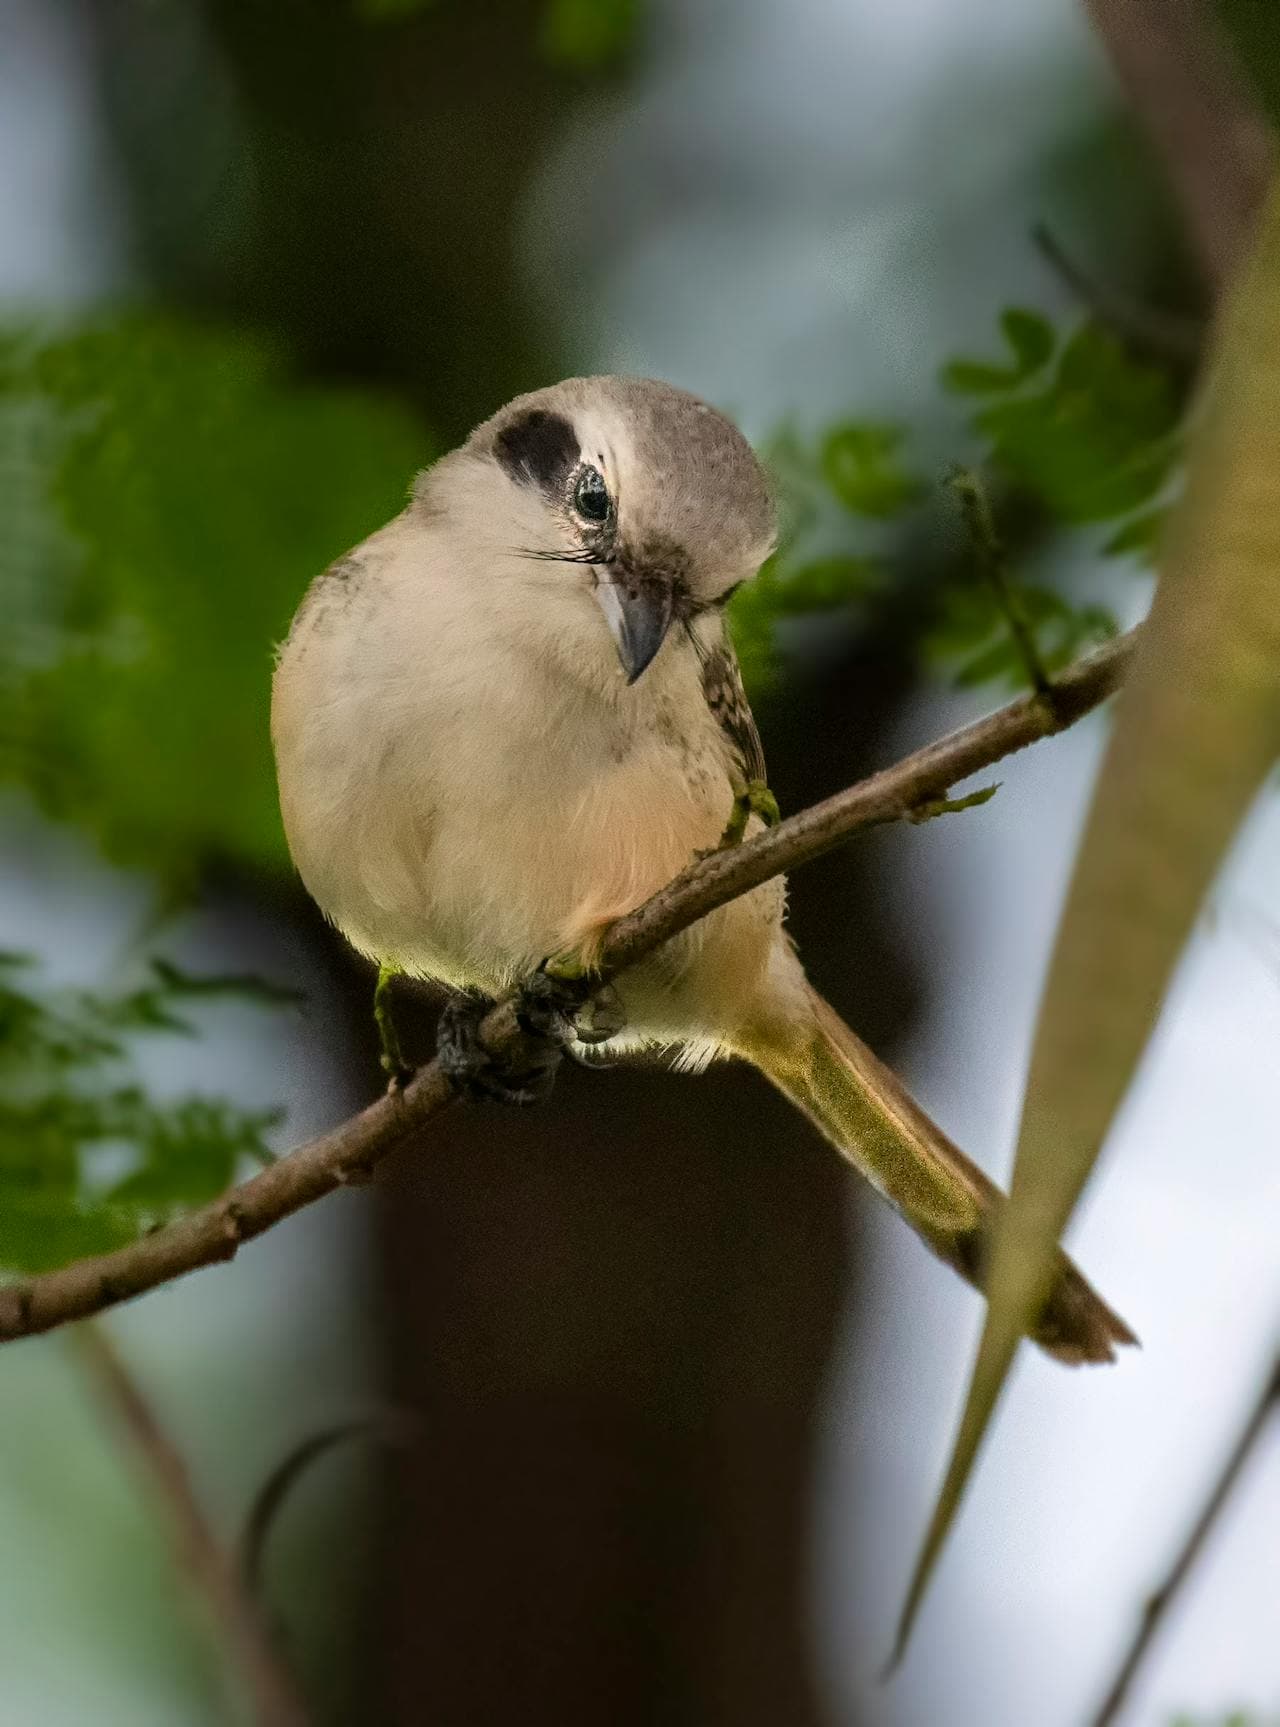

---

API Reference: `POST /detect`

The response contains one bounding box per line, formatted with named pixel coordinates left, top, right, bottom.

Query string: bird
left=271, top=375, right=1134, bottom=1365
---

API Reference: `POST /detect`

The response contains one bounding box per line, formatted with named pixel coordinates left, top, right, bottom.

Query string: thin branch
left=1083, top=0, right=1274, bottom=292
left=1031, top=224, right=1204, bottom=365
left=948, top=466, right=1054, bottom=701
left=0, top=627, right=1138, bottom=1347
left=1088, top=1347, right=1280, bottom=1727
left=240, top=1410, right=419, bottom=1598
left=72, top=1323, right=312, bottom=1727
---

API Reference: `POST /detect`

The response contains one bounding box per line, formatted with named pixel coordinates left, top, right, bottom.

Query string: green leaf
left=0, top=952, right=290, bottom=1273
left=539, top=0, right=639, bottom=70
left=0, top=314, right=431, bottom=882
left=999, top=307, right=1055, bottom=374
left=108, top=1099, right=279, bottom=1209
left=772, top=554, right=881, bottom=612
left=896, top=175, right=1280, bottom=1665
left=944, top=305, right=1186, bottom=529
left=1104, top=507, right=1169, bottom=560
left=927, top=577, right=1117, bottom=693
left=954, top=639, right=1020, bottom=688
left=940, top=359, right=1027, bottom=396
left=820, top=422, right=921, bottom=518
left=941, top=306, right=1056, bottom=396
left=728, top=522, right=884, bottom=693
left=974, top=322, right=1182, bottom=522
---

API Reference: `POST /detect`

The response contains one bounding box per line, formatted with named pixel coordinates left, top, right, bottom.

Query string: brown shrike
left=271, top=376, right=1133, bottom=1364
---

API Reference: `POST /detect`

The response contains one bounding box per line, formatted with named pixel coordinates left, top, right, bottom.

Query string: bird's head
left=439, top=376, right=777, bottom=684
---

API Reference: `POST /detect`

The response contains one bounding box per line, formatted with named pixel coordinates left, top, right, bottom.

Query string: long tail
left=740, top=981, right=1136, bottom=1364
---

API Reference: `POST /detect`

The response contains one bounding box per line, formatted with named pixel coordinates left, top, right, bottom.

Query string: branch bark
left=73, top=1323, right=312, bottom=1727
left=1084, top=0, right=1274, bottom=291
left=0, top=628, right=1137, bottom=1347
left=1088, top=1345, right=1280, bottom=1727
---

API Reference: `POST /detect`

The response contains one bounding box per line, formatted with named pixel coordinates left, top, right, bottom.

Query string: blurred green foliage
left=733, top=309, right=1184, bottom=694
left=540, top=0, right=640, bottom=70
left=944, top=311, right=1182, bottom=522
left=0, top=316, right=430, bottom=883
left=0, top=952, right=290, bottom=1273
left=930, top=522, right=1119, bottom=691
left=1218, top=0, right=1280, bottom=126
left=1171, top=1711, right=1280, bottom=1726
left=351, top=0, right=641, bottom=68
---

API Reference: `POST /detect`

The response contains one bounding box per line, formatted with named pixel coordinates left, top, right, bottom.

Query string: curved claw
left=570, top=981, right=626, bottom=1045
left=514, top=966, right=589, bottom=1044
left=519, top=965, right=627, bottom=1049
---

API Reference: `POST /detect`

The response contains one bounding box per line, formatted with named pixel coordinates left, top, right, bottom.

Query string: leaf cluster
left=0, top=952, right=291, bottom=1274
left=733, top=308, right=1185, bottom=695
left=353, top=0, right=641, bottom=70
left=942, top=306, right=1181, bottom=532
left=0, top=315, right=430, bottom=883
left=728, top=421, right=904, bottom=688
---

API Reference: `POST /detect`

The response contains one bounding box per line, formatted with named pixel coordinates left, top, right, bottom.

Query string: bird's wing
left=692, top=626, right=767, bottom=789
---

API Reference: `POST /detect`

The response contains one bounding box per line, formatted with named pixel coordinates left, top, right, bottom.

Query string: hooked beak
left=593, top=574, right=675, bottom=684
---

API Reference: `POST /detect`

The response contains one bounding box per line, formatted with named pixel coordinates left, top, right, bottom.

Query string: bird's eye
left=573, top=466, right=611, bottom=524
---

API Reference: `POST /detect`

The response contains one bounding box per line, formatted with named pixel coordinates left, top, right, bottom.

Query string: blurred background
left=1, top=0, right=1278, bottom=1723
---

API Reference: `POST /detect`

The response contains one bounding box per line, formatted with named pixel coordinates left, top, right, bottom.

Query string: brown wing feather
left=694, top=627, right=767, bottom=788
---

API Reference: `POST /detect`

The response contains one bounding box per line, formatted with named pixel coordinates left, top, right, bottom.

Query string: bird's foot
left=517, top=964, right=625, bottom=1047
left=698, top=779, right=781, bottom=858
left=374, top=964, right=416, bottom=1093
left=436, top=992, right=561, bottom=1107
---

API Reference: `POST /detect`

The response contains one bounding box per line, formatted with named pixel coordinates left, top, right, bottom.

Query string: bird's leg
left=436, top=989, right=562, bottom=1107
left=374, top=963, right=414, bottom=1091
left=714, top=778, right=782, bottom=850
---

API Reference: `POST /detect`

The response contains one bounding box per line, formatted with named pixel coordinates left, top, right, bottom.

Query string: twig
left=72, top=1323, right=312, bottom=1727
left=0, top=626, right=1138, bottom=1346
left=1083, top=0, right=1274, bottom=292
left=240, top=1410, right=419, bottom=1597
left=1088, top=1347, right=1280, bottom=1726
left=1032, top=224, right=1204, bottom=364
left=948, top=466, right=1055, bottom=703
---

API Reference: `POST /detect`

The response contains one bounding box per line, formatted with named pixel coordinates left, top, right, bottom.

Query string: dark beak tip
left=596, top=574, right=675, bottom=684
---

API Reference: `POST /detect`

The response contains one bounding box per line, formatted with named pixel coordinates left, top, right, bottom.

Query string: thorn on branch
left=222, top=1199, right=249, bottom=1246
left=906, top=783, right=1000, bottom=825
left=332, top=1160, right=376, bottom=1186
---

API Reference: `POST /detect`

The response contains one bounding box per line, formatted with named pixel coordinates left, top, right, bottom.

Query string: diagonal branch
left=1031, top=224, right=1204, bottom=365
left=74, top=1323, right=312, bottom=1727
left=0, top=628, right=1138, bottom=1347
left=1088, top=1345, right=1280, bottom=1727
